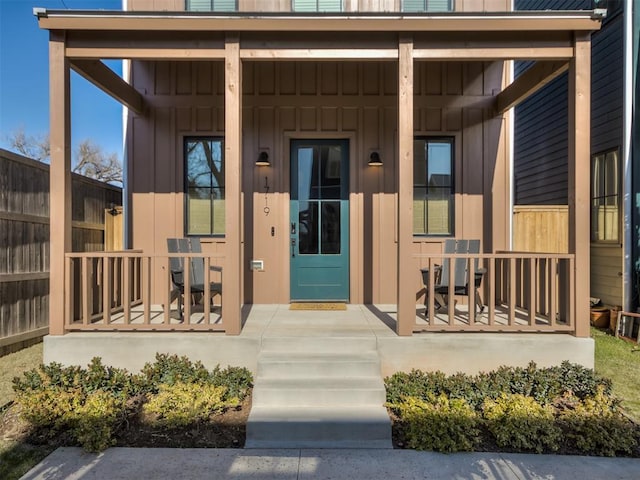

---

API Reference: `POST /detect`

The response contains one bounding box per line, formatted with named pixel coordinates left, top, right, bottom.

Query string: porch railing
left=63, top=251, right=226, bottom=332
left=414, top=252, right=575, bottom=334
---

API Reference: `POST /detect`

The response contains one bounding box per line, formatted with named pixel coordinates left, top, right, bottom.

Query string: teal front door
left=290, top=140, right=349, bottom=301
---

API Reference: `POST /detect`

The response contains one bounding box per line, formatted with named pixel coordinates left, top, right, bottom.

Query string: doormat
left=289, top=302, right=347, bottom=311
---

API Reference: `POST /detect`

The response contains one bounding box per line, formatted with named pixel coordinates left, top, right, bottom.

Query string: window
left=402, top=0, right=453, bottom=12
left=292, top=0, right=343, bottom=12
left=591, top=149, right=620, bottom=242
left=185, top=138, right=225, bottom=236
left=413, top=138, right=454, bottom=235
left=186, top=0, right=237, bottom=11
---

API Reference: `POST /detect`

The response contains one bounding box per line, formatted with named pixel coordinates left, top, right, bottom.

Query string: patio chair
left=421, top=239, right=485, bottom=315
left=167, top=238, right=222, bottom=319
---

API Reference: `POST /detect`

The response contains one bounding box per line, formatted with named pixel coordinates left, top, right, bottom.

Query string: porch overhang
left=35, top=9, right=603, bottom=33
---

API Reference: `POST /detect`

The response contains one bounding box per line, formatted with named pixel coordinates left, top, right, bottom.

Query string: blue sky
left=0, top=0, right=124, bottom=161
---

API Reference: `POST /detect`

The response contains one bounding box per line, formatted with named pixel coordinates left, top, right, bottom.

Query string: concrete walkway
left=21, top=447, right=640, bottom=480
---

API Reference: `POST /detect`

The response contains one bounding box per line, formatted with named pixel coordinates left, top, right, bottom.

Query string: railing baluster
left=102, top=256, right=112, bottom=325
left=143, top=256, right=151, bottom=325
left=123, top=256, right=131, bottom=325
left=447, top=256, right=454, bottom=325
left=488, top=257, right=495, bottom=326
left=428, top=257, right=435, bottom=325
left=183, top=256, right=191, bottom=324
left=528, top=258, right=536, bottom=326
left=164, top=257, right=171, bottom=324
left=468, top=256, right=475, bottom=326
left=549, top=257, right=557, bottom=327
left=204, top=255, right=211, bottom=325
left=82, top=257, right=90, bottom=325
left=509, top=257, right=516, bottom=326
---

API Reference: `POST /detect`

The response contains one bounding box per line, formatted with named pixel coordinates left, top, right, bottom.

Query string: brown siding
left=128, top=59, right=508, bottom=304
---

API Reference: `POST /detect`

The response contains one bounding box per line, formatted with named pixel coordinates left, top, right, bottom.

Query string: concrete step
left=260, top=336, right=378, bottom=354
left=245, top=405, right=392, bottom=449
left=257, top=351, right=381, bottom=378
left=252, top=377, right=386, bottom=407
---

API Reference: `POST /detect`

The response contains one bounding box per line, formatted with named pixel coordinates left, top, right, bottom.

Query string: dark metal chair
left=167, top=238, right=222, bottom=319
left=421, top=239, right=485, bottom=314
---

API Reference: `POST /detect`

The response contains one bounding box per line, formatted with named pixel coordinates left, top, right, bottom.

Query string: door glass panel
left=321, top=201, right=341, bottom=254
left=297, top=147, right=317, bottom=201
left=299, top=201, right=319, bottom=254
left=320, top=146, right=342, bottom=199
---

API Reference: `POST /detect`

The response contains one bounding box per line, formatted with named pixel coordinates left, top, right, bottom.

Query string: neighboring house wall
left=0, top=149, right=122, bottom=354
left=126, top=59, right=510, bottom=305
left=514, top=0, right=624, bottom=307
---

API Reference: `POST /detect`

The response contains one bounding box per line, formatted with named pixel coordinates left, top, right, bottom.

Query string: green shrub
left=14, top=387, right=82, bottom=431
left=137, top=354, right=212, bottom=393
left=143, top=382, right=233, bottom=427
left=71, top=390, right=124, bottom=452
left=557, top=387, right=638, bottom=456
left=482, top=393, right=561, bottom=453
left=394, top=394, right=480, bottom=452
left=210, top=365, right=253, bottom=400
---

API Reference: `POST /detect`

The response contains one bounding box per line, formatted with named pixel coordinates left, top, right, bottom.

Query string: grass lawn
left=0, top=343, right=42, bottom=407
left=0, top=343, right=49, bottom=480
left=592, top=327, right=640, bottom=421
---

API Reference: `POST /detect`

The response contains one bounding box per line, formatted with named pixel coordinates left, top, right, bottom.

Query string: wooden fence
left=0, top=149, right=122, bottom=354
left=513, top=205, right=568, bottom=254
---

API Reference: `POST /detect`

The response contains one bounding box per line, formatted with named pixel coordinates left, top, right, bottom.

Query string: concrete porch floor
left=45, top=304, right=594, bottom=376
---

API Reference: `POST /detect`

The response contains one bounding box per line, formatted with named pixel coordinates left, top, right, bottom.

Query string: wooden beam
left=240, top=49, right=397, bottom=60
left=397, top=35, right=414, bottom=337
left=568, top=33, right=591, bottom=338
left=66, top=47, right=226, bottom=60
left=70, top=59, right=145, bottom=115
left=413, top=47, right=573, bottom=61
left=49, top=31, right=72, bottom=336
left=223, top=34, right=242, bottom=335
left=495, top=61, right=569, bottom=114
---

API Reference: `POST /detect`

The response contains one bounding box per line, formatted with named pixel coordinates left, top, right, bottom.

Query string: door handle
left=291, top=238, right=296, bottom=257
left=291, top=222, right=296, bottom=234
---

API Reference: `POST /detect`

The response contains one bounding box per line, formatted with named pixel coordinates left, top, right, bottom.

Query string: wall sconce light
left=368, top=151, right=383, bottom=166
left=256, top=151, right=270, bottom=167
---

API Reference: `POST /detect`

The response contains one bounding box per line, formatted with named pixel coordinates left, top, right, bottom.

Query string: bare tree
left=6, top=127, right=50, bottom=162
left=73, top=139, right=123, bottom=184
left=6, top=129, right=123, bottom=184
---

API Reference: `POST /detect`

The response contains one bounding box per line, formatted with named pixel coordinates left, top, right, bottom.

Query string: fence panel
left=0, top=149, right=122, bottom=354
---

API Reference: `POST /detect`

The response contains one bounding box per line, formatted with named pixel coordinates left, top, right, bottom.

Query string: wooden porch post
left=397, top=36, right=414, bottom=336
left=568, top=33, right=591, bottom=338
left=49, top=32, right=72, bottom=335
left=224, top=34, right=242, bottom=335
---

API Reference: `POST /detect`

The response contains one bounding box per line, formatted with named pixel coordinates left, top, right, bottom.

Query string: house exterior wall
left=127, top=0, right=511, bottom=13
left=514, top=0, right=624, bottom=307
left=126, top=59, right=510, bottom=304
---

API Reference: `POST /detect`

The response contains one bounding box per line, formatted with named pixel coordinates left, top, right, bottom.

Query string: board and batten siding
left=127, top=59, right=510, bottom=305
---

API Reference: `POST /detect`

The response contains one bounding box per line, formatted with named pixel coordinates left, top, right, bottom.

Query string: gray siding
left=514, top=0, right=623, bottom=205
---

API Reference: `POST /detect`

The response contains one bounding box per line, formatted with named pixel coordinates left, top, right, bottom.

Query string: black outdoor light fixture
left=256, top=151, right=270, bottom=167
left=368, top=151, right=383, bottom=166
